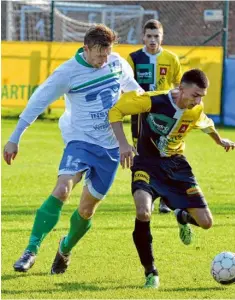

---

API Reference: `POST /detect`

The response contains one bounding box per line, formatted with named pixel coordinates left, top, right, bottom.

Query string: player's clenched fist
left=3, top=141, right=18, bottom=165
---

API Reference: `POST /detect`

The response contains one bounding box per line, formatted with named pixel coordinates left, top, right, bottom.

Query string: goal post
left=6, top=1, right=145, bottom=44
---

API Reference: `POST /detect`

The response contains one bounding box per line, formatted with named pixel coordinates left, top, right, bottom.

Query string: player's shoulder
left=128, top=48, right=144, bottom=60
left=191, top=102, right=204, bottom=116
left=161, top=48, right=179, bottom=61
left=147, top=90, right=169, bottom=98
left=147, top=90, right=170, bottom=107
left=109, top=52, right=123, bottom=61
left=129, top=48, right=143, bottom=56
left=55, top=56, right=78, bottom=73
left=109, top=52, right=132, bottom=70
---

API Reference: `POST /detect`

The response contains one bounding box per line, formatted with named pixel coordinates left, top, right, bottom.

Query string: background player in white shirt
left=3, top=24, right=141, bottom=275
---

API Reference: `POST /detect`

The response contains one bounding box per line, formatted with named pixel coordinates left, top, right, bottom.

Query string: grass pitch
left=1, top=119, right=235, bottom=299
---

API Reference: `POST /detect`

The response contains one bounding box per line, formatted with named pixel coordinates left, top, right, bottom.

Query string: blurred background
left=1, top=0, right=235, bottom=126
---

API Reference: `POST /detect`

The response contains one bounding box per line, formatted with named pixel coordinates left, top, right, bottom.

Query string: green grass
left=1, top=119, right=235, bottom=299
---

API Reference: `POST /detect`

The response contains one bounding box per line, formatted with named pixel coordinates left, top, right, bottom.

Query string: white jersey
left=20, top=50, right=141, bottom=149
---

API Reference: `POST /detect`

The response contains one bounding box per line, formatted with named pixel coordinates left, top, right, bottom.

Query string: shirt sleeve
left=172, top=56, right=182, bottom=87
left=19, top=68, right=70, bottom=124
left=193, top=106, right=216, bottom=133
left=109, top=91, right=151, bottom=123
left=119, top=57, right=143, bottom=92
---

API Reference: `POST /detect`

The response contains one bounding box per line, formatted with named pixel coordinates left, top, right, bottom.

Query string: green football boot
left=175, top=209, right=193, bottom=245
left=144, top=273, right=160, bottom=288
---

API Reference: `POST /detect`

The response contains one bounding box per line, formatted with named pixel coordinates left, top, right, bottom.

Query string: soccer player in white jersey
left=3, top=24, right=141, bottom=274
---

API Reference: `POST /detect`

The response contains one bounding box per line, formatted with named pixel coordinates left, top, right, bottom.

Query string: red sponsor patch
left=160, top=67, right=167, bottom=75
left=178, top=124, right=189, bottom=133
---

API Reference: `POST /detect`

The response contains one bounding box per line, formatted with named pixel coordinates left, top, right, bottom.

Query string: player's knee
left=136, top=208, right=151, bottom=222
left=199, top=216, right=213, bottom=229
left=79, top=207, right=94, bottom=220
left=53, top=184, right=71, bottom=202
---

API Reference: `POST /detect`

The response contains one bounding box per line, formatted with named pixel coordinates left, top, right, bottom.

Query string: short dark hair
left=143, top=19, right=163, bottom=34
left=181, top=69, right=209, bottom=89
left=84, top=24, right=118, bottom=49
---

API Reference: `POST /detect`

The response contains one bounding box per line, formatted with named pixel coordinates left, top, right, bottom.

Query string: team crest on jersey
left=133, top=171, right=150, bottom=184
left=108, top=60, right=121, bottom=73
left=178, top=124, right=189, bottom=133
left=160, top=67, right=167, bottom=75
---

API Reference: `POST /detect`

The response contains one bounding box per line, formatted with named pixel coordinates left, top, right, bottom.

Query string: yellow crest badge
left=133, top=171, right=150, bottom=184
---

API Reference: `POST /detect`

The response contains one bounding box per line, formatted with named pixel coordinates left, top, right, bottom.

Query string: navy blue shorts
left=131, top=155, right=208, bottom=209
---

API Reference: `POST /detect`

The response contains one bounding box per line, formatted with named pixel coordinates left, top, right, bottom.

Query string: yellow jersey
left=109, top=90, right=216, bottom=157
left=127, top=47, right=182, bottom=139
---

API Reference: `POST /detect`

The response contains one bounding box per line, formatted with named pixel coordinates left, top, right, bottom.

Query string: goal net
left=6, top=1, right=145, bottom=44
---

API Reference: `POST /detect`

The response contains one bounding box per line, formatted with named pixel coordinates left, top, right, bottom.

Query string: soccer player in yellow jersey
left=127, top=19, right=182, bottom=213
left=109, top=69, right=235, bottom=288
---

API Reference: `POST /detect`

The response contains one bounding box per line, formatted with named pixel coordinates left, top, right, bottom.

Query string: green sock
left=26, top=195, right=63, bottom=254
left=60, top=209, right=92, bottom=254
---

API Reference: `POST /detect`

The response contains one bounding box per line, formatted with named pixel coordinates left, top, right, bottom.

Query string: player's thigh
left=187, top=207, right=213, bottom=229
left=52, top=173, right=82, bottom=200
left=58, top=141, right=92, bottom=177
left=79, top=186, right=101, bottom=219
left=85, top=146, right=119, bottom=200
left=158, top=155, right=208, bottom=210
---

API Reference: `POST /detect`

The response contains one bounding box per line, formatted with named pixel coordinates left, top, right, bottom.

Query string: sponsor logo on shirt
left=178, top=124, right=189, bottom=133
left=182, top=120, right=193, bottom=123
left=147, top=113, right=176, bottom=136
left=133, top=171, right=150, bottom=184
left=93, top=120, right=109, bottom=131
left=160, top=67, right=167, bottom=75
left=136, top=64, right=154, bottom=84
left=90, top=111, right=108, bottom=120
left=157, top=76, right=166, bottom=88
left=169, top=134, right=183, bottom=142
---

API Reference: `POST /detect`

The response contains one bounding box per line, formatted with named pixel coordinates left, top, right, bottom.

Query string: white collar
left=168, top=90, right=185, bottom=112
left=143, top=46, right=162, bottom=57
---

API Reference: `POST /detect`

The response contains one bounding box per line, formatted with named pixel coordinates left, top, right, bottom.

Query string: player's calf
left=187, top=207, right=213, bottom=229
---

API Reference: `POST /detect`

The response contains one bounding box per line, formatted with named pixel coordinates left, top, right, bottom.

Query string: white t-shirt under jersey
left=20, top=50, right=141, bottom=149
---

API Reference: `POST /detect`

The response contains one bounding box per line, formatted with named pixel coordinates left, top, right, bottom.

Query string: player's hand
left=219, top=138, right=235, bottom=152
left=3, top=141, right=19, bottom=165
left=119, top=142, right=138, bottom=169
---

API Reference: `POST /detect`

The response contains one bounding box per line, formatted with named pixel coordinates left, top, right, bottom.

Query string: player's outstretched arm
left=3, top=69, right=70, bottom=166
left=208, top=131, right=235, bottom=152
left=111, top=121, right=137, bottom=169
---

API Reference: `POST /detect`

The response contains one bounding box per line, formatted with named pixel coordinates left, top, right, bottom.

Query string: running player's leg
left=51, top=185, right=100, bottom=275
left=186, top=207, right=213, bottom=229
left=174, top=206, right=212, bottom=245
left=13, top=173, right=82, bottom=272
left=51, top=142, right=119, bottom=274
left=132, top=169, right=160, bottom=288
left=160, top=155, right=211, bottom=244
left=13, top=141, right=84, bottom=272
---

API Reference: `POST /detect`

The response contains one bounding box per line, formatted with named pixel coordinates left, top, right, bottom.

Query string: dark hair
left=143, top=19, right=163, bottom=34
left=84, top=24, right=118, bottom=49
left=181, top=69, right=209, bottom=89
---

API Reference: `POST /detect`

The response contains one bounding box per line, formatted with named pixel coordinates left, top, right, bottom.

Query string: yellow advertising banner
left=1, top=41, right=222, bottom=114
